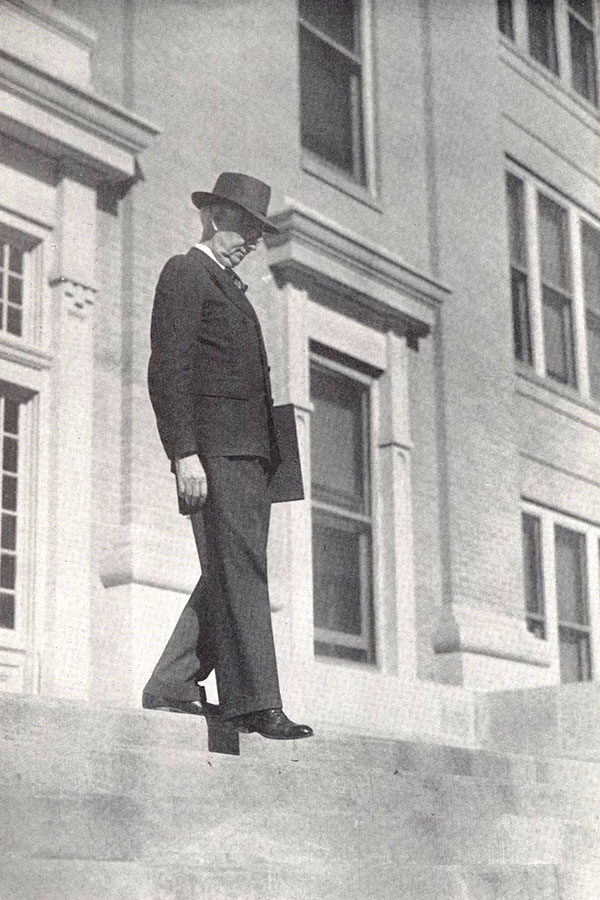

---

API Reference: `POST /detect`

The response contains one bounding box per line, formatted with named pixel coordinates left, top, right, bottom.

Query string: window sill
left=0, top=334, right=53, bottom=371
left=314, top=651, right=379, bottom=672
left=0, top=630, right=27, bottom=652
left=499, top=38, right=600, bottom=131
left=301, top=151, right=382, bottom=212
left=515, top=364, right=600, bottom=431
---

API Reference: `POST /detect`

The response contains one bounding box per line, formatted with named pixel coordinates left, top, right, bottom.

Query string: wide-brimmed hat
left=191, top=172, right=279, bottom=234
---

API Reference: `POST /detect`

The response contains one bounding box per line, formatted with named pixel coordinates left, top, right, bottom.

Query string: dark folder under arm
left=176, top=403, right=304, bottom=514
left=268, top=403, right=305, bottom=504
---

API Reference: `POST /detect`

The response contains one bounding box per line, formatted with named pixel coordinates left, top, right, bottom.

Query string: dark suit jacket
left=148, top=247, right=280, bottom=468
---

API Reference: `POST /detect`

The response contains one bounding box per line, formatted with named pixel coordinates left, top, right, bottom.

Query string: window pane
left=555, top=525, right=588, bottom=625
left=582, top=221, right=600, bottom=313
left=512, top=269, right=533, bottom=364
left=3, top=436, right=17, bottom=473
left=559, top=627, right=592, bottom=682
left=542, top=288, right=575, bottom=385
left=310, top=364, right=369, bottom=511
left=7, top=306, right=22, bottom=337
left=1, top=514, right=16, bottom=551
left=498, top=0, right=515, bottom=38
left=0, top=592, right=15, bottom=629
left=0, top=554, right=15, bottom=591
left=506, top=173, right=527, bottom=266
left=586, top=314, right=600, bottom=400
left=299, top=26, right=365, bottom=182
left=2, top=475, right=17, bottom=512
left=313, top=515, right=365, bottom=636
left=568, top=0, right=593, bottom=24
left=538, top=194, right=570, bottom=290
left=8, top=276, right=22, bottom=305
left=4, top=399, right=19, bottom=435
left=522, top=513, right=545, bottom=615
left=8, top=246, right=23, bottom=275
left=528, top=0, right=559, bottom=73
left=299, top=0, right=357, bottom=51
left=570, top=15, right=598, bottom=103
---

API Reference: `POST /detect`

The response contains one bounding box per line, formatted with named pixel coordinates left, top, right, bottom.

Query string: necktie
left=223, top=267, right=247, bottom=293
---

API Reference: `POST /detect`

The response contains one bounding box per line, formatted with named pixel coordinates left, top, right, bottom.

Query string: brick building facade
left=1, top=0, right=599, bottom=743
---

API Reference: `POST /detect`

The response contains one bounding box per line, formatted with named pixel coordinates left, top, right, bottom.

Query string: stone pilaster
left=377, top=331, right=417, bottom=678
left=41, top=175, right=97, bottom=699
left=267, top=283, right=314, bottom=717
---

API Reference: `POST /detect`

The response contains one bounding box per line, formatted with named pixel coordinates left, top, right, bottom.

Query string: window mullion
left=569, top=207, right=590, bottom=397
left=586, top=532, right=600, bottom=677
left=513, top=0, right=529, bottom=49
left=525, top=181, right=546, bottom=377
left=558, top=0, right=575, bottom=86
left=541, top=514, right=561, bottom=679
left=359, top=0, right=377, bottom=193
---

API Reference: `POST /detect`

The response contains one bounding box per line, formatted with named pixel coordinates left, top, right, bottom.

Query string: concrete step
left=2, top=692, right=598, bottom=784
left=3, top=728, right=600, bottom=818
left=2, top=741, right=600, bottom=868
left=3, top=691, right=600, bottom=898
left=1, top=859, right=600, bottom=900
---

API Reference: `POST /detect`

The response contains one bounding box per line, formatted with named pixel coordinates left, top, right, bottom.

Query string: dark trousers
left=143, top=456, right=282, bottom=719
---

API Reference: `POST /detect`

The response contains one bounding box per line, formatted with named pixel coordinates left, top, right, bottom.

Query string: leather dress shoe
left=232, top=708, right=313, bottom=740
left=142, top=686, right=219, bottom=718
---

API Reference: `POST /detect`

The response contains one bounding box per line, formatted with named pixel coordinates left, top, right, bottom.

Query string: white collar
left=194, top=243, right=225, bottom=269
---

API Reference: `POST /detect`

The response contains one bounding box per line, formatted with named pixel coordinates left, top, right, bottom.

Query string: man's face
left=211, top=205, right=264, bottom=268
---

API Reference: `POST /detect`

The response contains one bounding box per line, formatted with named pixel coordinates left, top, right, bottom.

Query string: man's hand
left=175, top=455, right=208, bottom=508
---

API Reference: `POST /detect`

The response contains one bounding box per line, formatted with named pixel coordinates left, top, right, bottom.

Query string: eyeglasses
left=216, top=207, right=265, bottom=244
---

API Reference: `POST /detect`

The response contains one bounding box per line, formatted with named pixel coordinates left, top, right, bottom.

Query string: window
left=522, top=513, right=546, bottom=637
left=0, top=240, right=24, bottom=338
left=582, top=221, right=600, bottom=399
left=310, top=355, right=375, bottom=663
left=527, top=0, right=559, bottom=73
left=568, top=0, right=598, bottom=103
left=506, top=167, right=600, bottom=400
left=506, top=173, right=533, bottom=364
left=521, top=504, right=596, bottom=682
left=538, top=193, right=575, bottom=386
left=298, top=0, right=366, bottom=184
left=555, top=526, right=592, bottom=681
left=0, top=393, right=21, bottom=631
left=499, top=0, right=516, bottom=39
left=501, top=0, right=599, bottom=107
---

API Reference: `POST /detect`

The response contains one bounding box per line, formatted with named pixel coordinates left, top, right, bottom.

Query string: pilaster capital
left=49, top=275, right=96, bottom=319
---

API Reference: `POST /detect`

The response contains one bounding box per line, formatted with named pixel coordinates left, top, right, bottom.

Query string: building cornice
left=266, top=201, right=450, bottom=346
left=0, top=48, right=161, bottom=181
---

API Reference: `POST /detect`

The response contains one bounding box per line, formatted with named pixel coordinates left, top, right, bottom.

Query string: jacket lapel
left=187, top=247, right=256, bottom=322
left=187, top=247, right=274, bottom=407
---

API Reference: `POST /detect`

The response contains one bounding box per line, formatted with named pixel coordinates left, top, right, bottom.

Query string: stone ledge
left=433, top=602, right=552, bottom=667
left=0, top=48, right=161, bottom=181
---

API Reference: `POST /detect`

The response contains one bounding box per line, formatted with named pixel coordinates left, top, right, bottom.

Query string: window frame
left=0, top=211, right=52, bottom=690
left=500, top=0, right=600, bottom=110
left=298, top=0, right=379, bottom=203
left=522, top=500, right=600, bottom=683
left=309, top=349, right=377, bottom=664
left=567, top=0, right=599, bottom=103
left=506, top=163, right=600, bottom=404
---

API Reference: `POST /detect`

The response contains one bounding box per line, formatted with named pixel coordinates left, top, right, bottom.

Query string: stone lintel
left=266, top=202, right=450, bottom=349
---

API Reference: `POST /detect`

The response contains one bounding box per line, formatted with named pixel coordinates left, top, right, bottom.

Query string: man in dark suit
left=142, top=173, right=313, bottom=741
